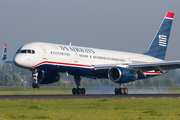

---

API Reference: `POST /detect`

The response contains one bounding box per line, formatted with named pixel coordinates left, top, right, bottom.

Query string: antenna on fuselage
left=69, top=42, right=72, bottom=46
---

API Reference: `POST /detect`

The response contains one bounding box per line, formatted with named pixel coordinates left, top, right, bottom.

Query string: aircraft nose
left=13, top=54, right=25, bottom=68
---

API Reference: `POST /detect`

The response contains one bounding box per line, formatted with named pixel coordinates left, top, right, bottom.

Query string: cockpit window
left=16, top=49, right=21, bottom=54
left=28, top=50, right=31, bottom=54
left=32, top=50, right=35, bottom=54
left=16, top=49, right=35, bottom=54
left=20, top=50, right=27, bottom=53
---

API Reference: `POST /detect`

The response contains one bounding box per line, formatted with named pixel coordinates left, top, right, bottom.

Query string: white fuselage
left=13, top=42, right=163, bottom=77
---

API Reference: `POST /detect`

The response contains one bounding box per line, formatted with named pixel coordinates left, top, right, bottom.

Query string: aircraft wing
left=128, top=61, right=180, bottom=73
left=4, top=60, right=13, bottom=64
left=93, top=61, right=180, bottom=74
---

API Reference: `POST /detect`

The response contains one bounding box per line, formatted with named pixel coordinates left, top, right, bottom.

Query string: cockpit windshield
left=16, top=49, right=35, bottom=54
left=16, top=49, right=21, bottom=54
left=20, top=50, right=27, bottom=53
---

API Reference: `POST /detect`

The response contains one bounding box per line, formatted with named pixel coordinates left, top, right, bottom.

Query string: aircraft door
left=74, top=52, right=78, bottom=63
left=40, top=45, right=47, bottom=59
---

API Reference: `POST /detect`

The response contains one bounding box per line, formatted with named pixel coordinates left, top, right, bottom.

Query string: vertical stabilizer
left=2, top=43, right=13, bottom=64
left=2, top=43, right=7, bottom=61
left=144, top=12, right=174, bottom=60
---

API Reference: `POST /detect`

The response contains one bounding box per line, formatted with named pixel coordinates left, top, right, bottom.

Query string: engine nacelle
left=108, top=67, right=138, bottom=83
left=37, top=70, right=60, bottom=84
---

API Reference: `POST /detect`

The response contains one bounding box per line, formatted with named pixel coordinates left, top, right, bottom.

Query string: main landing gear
left=32, top=70, right=40, bottom=89
left=72, top=76, right=86, bottom=95
left=114, top=83, right=128, bottom=95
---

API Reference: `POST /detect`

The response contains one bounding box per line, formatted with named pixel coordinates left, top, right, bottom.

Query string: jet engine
left=36, top=70, right=60, bottom=84
left=108, top=67, right=138, bottom=83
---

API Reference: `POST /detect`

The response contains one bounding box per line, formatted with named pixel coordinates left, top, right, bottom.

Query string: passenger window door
left=40, top=45, right=47, bottom=59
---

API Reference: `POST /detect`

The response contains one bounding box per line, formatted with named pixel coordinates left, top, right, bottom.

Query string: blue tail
left=2, top=43, right=13, bottom=64
left=2, top=43, right=7, bottom=61
left=144, top=12, right=174, bottom=60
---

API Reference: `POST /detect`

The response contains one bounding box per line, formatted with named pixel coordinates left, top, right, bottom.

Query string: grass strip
left=0, top=98, right=179, bottom=120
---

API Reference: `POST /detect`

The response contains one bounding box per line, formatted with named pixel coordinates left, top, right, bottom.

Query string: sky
left=0, top=0, right=180, bottom=65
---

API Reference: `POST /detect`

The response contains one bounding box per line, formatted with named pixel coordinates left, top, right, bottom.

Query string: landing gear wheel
left=72, top=76, right=87, bottom=95
left=72, top=88, right=77, bottom=95
left=120, top=88, right=124, bottom=95
left=114, top=83, right=128, bottom=95
left=72, top=88, right=86, bottom=95
left=36, top=83, right=40, bottom=88
left=77, top=88, right=81, bottom=95
left=32, top=83, right=36, bottom=89
left=81, top=88, right=86, bottom=95
left=114, top=88, right=118, bottom=95
left=124, top=88, right=128, bottom=95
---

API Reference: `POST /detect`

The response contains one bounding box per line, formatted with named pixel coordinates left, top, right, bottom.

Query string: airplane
left=2, top=12, right=179, bottom=95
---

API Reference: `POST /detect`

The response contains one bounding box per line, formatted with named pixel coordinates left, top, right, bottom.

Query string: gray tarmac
left=0, top=94, right=180, bottom=99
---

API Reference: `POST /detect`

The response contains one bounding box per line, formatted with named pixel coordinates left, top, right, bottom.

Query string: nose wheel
left=32, top=83, right=40, bottom=89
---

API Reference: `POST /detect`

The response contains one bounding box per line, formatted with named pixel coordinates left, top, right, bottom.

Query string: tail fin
left=2, top=43, right=7, bottom=61
left=144, top=12, right=174, bottom=60
left=2, top=43, right=13, bottom=64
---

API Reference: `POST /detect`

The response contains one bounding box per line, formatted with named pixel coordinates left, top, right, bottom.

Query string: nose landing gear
left=32, top=70, right=40, bottom=89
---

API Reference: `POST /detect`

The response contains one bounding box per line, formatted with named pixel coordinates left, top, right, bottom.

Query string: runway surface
left=0, top=94, right=180, bottom=99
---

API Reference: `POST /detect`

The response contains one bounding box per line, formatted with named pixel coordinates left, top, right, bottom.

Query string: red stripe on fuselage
left=144, top=72, right=162, bottom=74
left=144, top=71, right=168, bottom=75
left=32, top=61, right=91, bottom=69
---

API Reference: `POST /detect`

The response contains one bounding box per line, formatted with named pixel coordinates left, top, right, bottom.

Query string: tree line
left=0, top=73, right=21, bottom=86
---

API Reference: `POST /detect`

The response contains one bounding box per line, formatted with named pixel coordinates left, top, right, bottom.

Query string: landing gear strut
left=114, top=83, right=128, bottom=95
left=72, top=76, right=86, bottom=95
left=32, top=70, right=40, bottom=89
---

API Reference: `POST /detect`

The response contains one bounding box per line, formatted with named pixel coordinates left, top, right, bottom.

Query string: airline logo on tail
left=144, top=12, right=174, bottom=60
left=159, top=35, right=167, bottom=47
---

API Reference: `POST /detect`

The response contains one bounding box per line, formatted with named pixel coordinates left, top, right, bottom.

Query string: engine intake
left=108, top=67, right=138, bottom=83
